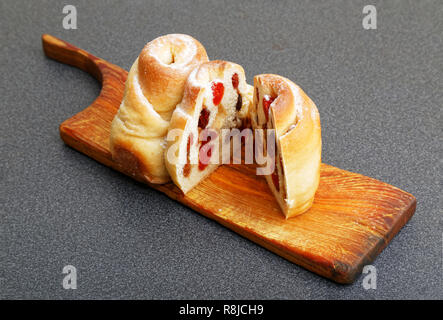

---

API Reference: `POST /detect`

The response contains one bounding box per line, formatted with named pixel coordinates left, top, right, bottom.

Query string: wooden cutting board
left=42, top=34, right=416, bottom=284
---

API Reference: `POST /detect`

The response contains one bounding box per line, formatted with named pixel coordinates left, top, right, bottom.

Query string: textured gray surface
left=1, top=0, right=442, bottom=299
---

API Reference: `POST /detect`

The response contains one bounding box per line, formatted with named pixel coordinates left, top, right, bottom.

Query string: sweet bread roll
left=110, top=34, right=209, bottom=183
left=165, top=60, right=253, bottom=193
left=252, top=74, right=321, bottom=218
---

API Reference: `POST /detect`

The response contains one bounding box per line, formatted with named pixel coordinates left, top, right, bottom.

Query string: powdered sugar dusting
left=288, top=81, right=303, bottom=118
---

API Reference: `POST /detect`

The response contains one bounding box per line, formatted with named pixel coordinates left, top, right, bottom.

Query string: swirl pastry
left=252, top=74, right=322, bottom=218
left=110, top=34, right=209, bottom=183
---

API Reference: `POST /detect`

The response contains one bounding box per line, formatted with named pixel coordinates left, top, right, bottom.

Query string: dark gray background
left=1, top=0, right=442, bottom=299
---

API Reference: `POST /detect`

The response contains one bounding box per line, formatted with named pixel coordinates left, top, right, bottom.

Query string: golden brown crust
left=138, top=34, right=209, bottom=115
left=110, top=34, right=209, bottom=184
left=111, top=142, right=165, bottom=184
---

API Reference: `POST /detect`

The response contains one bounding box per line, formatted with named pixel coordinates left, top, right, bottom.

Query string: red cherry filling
left=198, top=107, right=210, bottom=129
left=232, top=73, right=239, bottom=90
left=263, top=95, right=275, bottom=122
left=198, top=136, right=213, bottom=171
left=235, top=94, right=242, bottom=111
left=211, top=82, right=224, bottom=106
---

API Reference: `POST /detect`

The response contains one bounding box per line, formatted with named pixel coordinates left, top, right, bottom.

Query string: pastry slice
left=165, top=60, right=253, bottom=193
left=252, top=74, right=322, bottom=218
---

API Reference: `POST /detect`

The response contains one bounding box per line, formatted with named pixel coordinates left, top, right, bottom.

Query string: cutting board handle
left=42, top=34, right=128, bottom=120
left=42, top=34, right=104, bottom=82
left=42, top=33, right=127, bottom=87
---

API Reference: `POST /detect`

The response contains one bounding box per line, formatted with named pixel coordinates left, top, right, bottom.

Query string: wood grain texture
left=42, top=34, right=416, bottom=284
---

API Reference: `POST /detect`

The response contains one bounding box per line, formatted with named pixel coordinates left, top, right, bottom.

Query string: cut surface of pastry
left=252, top=74, right=321, bottom=218
left=110, top=34, right=209, bottom=183
left=165, top=60, right=253, bottom=193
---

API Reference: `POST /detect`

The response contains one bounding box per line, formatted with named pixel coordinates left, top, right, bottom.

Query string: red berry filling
left=235, top=94, right=242, bottom=111
left=198, top=135, right=213, bottom=171
left=232, top=73, right=239, bottom=90
left=198, top=107, right=210, bottom=129
left=211, top=82, right=224, bottom=106
left=263, top=95, right=275, bottom=122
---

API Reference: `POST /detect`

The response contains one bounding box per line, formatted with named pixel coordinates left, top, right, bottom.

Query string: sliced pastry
left=252, top=74, right=322, bottom=218
left=165, top=60, right=253, bottom=193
